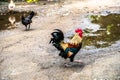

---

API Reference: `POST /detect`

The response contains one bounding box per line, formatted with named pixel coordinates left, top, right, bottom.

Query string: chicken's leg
left=25, top=25, right=27, bottom=31
left=28, top=24, right=31, bottom=30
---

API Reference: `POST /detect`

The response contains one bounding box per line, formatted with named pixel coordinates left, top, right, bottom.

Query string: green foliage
left=89, top=15, right=101, bottom=22
left=26, top=0, right=38, bottom=3
left=107, top=24, right=114, bottom=32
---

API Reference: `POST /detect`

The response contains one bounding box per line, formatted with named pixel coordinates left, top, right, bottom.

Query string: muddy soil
left=0, top=0, right=120, bottom=80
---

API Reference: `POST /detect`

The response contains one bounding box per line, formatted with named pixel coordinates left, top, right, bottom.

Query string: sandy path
left=0, top=0, right=120, bottom=80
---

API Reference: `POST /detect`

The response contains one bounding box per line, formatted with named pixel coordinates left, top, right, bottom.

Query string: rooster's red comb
left=75, top=28, right=82, bottom=33
left=75, top=28, right=83, bottom=38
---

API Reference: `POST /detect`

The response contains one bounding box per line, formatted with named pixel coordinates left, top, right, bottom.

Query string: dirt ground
left=0, top=0, right=120, bottom=80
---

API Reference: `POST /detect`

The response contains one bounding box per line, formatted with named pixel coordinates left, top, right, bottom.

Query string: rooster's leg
left=65, top=62, right=73, bottom=67
left=64, top=59, right=67, bottom=64
left=64, top=59, right=73, bottom=67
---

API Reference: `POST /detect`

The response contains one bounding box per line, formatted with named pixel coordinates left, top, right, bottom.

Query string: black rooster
left=21, top=11, right=35, bottom=31
left=50, top=29, right=83, bottom=66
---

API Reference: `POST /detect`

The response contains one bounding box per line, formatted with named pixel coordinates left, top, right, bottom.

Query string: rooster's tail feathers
left=53, top=29, right=64, bottom=40
left=54, top=29, right=63, bottom=33
left=50, top=29, right=64, bottom=44
left=54, top=29, right=64, bottom=39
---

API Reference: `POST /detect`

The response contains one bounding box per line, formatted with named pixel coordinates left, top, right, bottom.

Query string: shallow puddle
left=83, top=13, right=120, bottom=48
left=0, top=11, right=33, bottom=30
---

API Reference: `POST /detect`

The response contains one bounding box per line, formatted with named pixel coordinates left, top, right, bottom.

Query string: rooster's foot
left=74, top=60, right=83, bottom=63
left=65, top=63, right=72, bottom=67
left=64, top=62, right=73, bottom=67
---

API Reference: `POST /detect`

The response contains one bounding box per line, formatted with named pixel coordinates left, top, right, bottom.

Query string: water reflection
left=83, top=14, right=120, bottom=48
left=0, top=11, right=33, bottom=30
left=8, top=15, right=16, bottom=29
